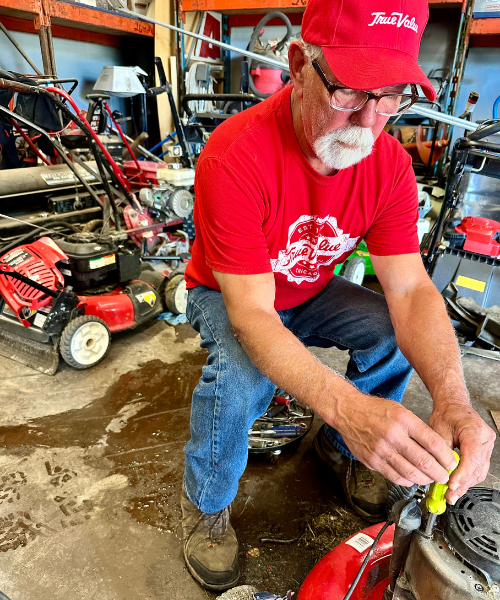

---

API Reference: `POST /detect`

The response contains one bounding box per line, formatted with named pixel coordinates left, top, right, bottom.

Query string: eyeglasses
left=311, top=60, right=419, bottom=117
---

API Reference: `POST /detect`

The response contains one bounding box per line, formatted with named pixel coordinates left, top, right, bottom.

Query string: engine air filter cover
left=443, top=487, right=500, bottom=582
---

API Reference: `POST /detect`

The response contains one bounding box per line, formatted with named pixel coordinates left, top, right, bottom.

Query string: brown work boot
left=181, top=488, right=240, bottom=591
left=313, top=425, right=390, bottom=523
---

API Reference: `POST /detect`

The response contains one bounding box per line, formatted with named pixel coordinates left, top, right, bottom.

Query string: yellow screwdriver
left=424, top=450, right=460, bottom=537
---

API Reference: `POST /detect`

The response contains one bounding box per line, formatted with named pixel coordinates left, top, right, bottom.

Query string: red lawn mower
left=298, top=485, right=500, bottom=600
left=0, top=69, right=192, bottom=374
left=0, top=235, right=167, bottom=374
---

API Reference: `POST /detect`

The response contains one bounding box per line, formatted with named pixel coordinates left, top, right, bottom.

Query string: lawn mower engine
left=137, top=183, right=194, bottom=225
left=0, top=234, right=164, bottom=374
left=298, top=487, right=500, bottom=600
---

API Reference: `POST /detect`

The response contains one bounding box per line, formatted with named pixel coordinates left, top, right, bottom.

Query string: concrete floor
left=0, top=318, right=498, bottom=600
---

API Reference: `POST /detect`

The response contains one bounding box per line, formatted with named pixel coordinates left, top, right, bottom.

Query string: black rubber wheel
left=164, top=274, right=187, bottom=315
left=60, top=315, right=111, bottom=369
left=343, top=257, right=366, bottom=286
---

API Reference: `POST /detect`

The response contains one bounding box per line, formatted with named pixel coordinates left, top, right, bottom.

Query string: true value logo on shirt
left=368, top=12, right=419, bottom=33
left=271, top=215, right=358, bottom=285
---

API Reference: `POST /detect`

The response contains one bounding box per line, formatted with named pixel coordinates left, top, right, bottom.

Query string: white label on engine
left=34, top=312, right=47, bottom=328
left=345, top=533, right=374, bottom=553
left=59, top=268, right=72, bottom=276
left=41, top=169, right=96, bottom=186
left=89, top=254, right=116, bottom=269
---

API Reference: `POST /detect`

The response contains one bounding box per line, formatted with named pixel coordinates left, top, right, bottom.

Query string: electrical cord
left=342, top=520, right=393, bottom=600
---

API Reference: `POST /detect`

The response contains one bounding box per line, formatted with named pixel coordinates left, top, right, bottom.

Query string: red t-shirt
left=185, top=86, right=419, bottom=311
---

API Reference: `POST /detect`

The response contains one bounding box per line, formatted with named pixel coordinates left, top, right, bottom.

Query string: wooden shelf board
left=181, top=0, right=461, bottom=12
left=0, top=0, right=153, bottom=37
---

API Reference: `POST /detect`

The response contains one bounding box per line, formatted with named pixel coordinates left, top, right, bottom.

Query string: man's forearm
left=387, top=284, right=470, bottom=407
left=231, top=307, right=360, bottom=423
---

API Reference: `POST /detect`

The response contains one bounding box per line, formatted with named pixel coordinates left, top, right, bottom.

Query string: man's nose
left=350, top=98, right=378, bottom=129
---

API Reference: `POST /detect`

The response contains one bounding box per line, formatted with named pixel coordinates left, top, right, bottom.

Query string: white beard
left=313, top=125, right=375, bottom=170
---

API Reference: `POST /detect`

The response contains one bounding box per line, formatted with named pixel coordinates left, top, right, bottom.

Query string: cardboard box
left=473, top=0, right=500, bottom=17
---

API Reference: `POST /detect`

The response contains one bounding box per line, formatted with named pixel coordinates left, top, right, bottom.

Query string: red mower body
left=298, top=523, right=394, bottom=600
left=78, top=288, right=135, bottom=332
left=455, top=216, right=500, bottom=257
left=0, top=237, right=67, bottom=325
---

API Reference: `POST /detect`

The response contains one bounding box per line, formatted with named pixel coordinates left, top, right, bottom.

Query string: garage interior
left=0, top=0, right=500, bottom=599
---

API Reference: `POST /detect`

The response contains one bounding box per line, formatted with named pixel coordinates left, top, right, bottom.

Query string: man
left=180, top=0, right=496, bottom=592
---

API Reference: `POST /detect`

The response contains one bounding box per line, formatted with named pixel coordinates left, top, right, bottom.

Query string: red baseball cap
left=301, top=0, right=436, bottom=101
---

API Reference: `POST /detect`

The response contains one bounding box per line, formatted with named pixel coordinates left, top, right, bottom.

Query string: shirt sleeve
left=364, top=150, right=420, bottom=256
left=194, top=157, right=273, bottom=275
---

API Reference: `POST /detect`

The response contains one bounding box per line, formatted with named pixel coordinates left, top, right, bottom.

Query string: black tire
left=343, top=257, right=366, bottom=286
left=164, top=274, right=187, bottom=315
left=60, top=315, right=111, bottom=369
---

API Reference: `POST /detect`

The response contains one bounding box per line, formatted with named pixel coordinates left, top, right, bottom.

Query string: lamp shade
left=93, top=66, right=147, bottom=98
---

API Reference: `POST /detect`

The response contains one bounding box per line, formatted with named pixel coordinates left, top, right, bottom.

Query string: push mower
left=298, top=479, right=500, bottom=600
left=0, top=232, right=188, bottom=375
left=0, top=70, right=192, bottom=374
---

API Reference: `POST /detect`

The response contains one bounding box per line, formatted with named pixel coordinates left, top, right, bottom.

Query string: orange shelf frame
left=0, top=0, right=154, bottom=37
left=471, top=17, right=500, bottom=35
left=181, top=0, right=461, bottom=13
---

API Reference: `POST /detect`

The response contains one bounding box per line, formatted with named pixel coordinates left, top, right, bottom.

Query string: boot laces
left=202, top=505, right=231, bottom=544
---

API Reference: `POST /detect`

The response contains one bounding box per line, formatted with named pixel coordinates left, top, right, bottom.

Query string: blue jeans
left=183, top=276, right=413, bottom=513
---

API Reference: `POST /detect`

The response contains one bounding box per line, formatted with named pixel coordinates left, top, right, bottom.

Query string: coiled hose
left=246, top=12, right=292, bottom=99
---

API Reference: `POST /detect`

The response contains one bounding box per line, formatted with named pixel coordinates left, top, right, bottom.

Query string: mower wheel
left=60, top=315, right=111, bottom=369
left=164, top=274, right=187, bottom=315
left=343, top=257, right=366, bottom=286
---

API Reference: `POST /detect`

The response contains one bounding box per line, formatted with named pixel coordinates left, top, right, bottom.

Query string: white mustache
left=324, top=125, right=374, bottom=148
left=313, top=125, right=375, bottom=170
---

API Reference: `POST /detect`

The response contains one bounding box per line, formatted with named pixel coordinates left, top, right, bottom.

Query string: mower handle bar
left=147, top=57, right=168, bottom=97
left=0, top=77, right=35, bottom=94
left=466, top=119, right=500, bottom=142
left=182, top=93, right=260, bottom=117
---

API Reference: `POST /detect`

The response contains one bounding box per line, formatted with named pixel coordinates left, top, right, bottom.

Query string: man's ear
left=288, top=40, right=307, bottom=99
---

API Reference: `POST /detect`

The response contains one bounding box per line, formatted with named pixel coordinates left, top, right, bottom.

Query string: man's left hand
left=428, top=403, right=496, bottom=504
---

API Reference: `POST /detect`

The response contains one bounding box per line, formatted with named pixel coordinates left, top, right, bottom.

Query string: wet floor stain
left=0, top=351, right=207, bottom=452
left=0, top=350, right=208, bottom=552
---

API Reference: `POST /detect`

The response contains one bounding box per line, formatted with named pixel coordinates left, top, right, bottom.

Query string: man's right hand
left=334, top=393, right=458, bottom=487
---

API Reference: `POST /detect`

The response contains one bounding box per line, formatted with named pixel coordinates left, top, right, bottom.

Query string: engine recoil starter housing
left=401, top=487, right=500, bottom=600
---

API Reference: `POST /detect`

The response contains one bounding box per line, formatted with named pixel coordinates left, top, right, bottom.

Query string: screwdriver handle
left=426, top=450, right=460, bottom=515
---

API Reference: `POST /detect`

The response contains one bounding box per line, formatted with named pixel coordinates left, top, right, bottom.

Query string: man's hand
left=334, top=393, right=459, bottom=487
left=428, top=403, right=496, bottom=504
